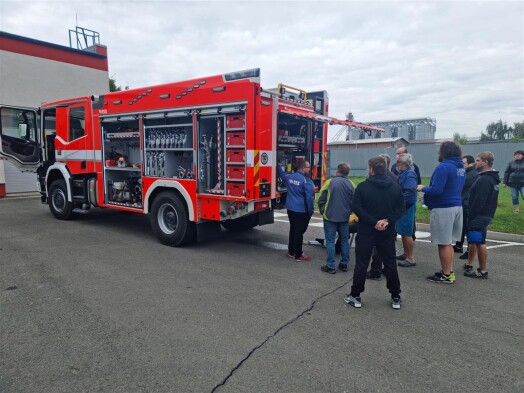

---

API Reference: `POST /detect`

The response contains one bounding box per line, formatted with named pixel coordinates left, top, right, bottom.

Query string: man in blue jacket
left=417, top=141, right=465, bottom=284
left=277, top=160, right=315, bottom=261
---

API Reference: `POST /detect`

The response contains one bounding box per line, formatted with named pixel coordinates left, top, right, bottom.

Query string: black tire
left=48, top=179, right=73, bottom=220
left=150, top=191, right=195, bottom=246
left=221, top=213, right=258, bottom=232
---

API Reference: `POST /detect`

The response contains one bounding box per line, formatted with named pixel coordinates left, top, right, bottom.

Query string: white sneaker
left=344, top=294, right=362, bottom=308
left=391, top=296, right=402, bottom=310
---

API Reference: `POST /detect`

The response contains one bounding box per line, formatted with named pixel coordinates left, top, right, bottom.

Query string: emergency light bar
left=277, top=83, right=307, bottom=100
left=224, top=68, right=260, bottom=81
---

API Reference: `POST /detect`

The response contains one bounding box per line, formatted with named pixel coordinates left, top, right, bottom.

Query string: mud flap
left=257, top=209, right=274, bottom=226
left=196, top=220, right=222, bottom=242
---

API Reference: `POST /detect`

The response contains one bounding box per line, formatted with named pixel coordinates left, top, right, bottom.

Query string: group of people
left=277, top=142, right=516, bottom=309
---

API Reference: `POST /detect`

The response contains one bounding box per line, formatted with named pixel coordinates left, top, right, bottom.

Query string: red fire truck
left=0, top=68, right=382, bottom=246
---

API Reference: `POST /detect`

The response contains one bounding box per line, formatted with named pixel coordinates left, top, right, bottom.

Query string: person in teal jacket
left=317, top=162, right=355, bottom=273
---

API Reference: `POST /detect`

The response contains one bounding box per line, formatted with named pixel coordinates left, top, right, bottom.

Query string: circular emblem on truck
left=261, top=152, right=269, bottom=165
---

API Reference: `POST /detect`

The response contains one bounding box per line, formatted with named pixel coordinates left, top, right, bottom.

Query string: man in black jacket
left=503, top=149, right=524, bottom=214
left=464, top=151, right=500, bottom=279
left=454, top=155, right=479, bottom=259
left=344, top=156, right=405, bottom=309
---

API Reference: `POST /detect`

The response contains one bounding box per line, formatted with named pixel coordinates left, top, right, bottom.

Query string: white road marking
left=487, top=243, right=524, bottom=249
left=274, top=214, right=523, bottom=248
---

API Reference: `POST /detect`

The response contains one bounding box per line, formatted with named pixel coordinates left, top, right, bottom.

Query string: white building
left=331, top=117, right=436, bottom=143
left=0, top=29, right=109, bottom=196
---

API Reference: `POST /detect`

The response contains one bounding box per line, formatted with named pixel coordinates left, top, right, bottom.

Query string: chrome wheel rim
left=158, top=203, right=178, bottom=234
left=52, top=188, right=66, bottom=213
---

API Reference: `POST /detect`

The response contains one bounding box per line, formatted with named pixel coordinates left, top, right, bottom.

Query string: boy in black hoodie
left=464, top=151, right=500, bottom=279
left=344, top=156, right=405, bottom=309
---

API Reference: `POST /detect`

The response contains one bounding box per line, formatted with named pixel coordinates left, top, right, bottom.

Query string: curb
left=0, top=192, right=40, bottom=199
left=310, top=212, right=523, bottom=244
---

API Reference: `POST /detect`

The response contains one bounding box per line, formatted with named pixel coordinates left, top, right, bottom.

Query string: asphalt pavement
left=1, top=196, right=523, bottom=393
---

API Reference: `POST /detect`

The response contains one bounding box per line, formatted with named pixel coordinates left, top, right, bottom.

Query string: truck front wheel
left=150, top=192, right=195, bottom=246
left=48, top=179, right=73, bottom=220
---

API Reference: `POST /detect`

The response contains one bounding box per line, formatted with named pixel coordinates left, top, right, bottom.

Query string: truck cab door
left=0, top=106, right=41, bottom=172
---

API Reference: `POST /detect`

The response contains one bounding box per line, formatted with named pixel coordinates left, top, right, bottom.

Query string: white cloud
left=1, top=0, right=522, bottom=138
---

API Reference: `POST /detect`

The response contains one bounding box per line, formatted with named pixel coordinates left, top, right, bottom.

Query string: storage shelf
left=226, top=178, right=245, bottom=182
left=105, top=167, right=141, bottom=171
left=278, top=144, right=305, bottom=149
left=106, top=131, right=140, bottom=139
left=145, top=148, right=193, bottom=151
left=225, top=162, right=245, bottom=165
left=225, top=128, right=245, bottom=132
left=225, top=145, right=245, bottom=148
left=144, top=124, right=192, bottom=128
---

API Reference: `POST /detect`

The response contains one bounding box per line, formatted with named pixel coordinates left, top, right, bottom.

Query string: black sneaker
left=321, top=265, right=336, bottom=274
left=338, top=263, right=348, bottom=272
left=396, top=254, right=407, bottom=260
left=464, top=268, right=488, bottom=279
left=463, top=263, right=473, bottom=273
left=427, top=271, right=454, bottom=284
left=459, top=251, right=469, bottom=260
left=366, top=271, right=382, bottom=281
left=391, top=296, right=402, bottom=310
left=453, top=245, right=463, bottom=253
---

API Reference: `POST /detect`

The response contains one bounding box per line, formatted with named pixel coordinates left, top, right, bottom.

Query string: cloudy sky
left=1, top=0, right=522, bottom=139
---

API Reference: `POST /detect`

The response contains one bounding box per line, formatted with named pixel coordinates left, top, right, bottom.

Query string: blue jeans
left=324, top=220, right=349, bottom=269
left=510, top=186, right=524, bottom=206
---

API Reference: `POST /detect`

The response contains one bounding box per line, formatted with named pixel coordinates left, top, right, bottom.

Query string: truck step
left=72, top=208, right=90, bottom=214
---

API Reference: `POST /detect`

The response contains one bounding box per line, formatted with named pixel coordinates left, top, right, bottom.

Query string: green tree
left=480, top=119, right=513, bottom=141
left=453, top=132, right=468, bottom=145
left=512, top=121, right=524, bottom=141
left=109, top=75, right=129, bottom=92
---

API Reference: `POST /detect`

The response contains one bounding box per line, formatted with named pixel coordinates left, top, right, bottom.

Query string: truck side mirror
left=19, top=124, right=28, bottom=139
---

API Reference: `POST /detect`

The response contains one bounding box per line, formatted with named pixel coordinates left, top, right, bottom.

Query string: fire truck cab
left=0, top=68, right=381, bottom=246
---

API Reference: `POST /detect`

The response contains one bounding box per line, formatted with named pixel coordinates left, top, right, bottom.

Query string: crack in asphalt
left=210, top=278, right=352, bottom=393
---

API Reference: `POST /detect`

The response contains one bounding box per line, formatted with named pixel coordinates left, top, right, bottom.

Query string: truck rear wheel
left=48, top=179, right=73, bottom=220
left=221, top=213, right=258, bottom=232
left=150, top=192, right=195, bottom=246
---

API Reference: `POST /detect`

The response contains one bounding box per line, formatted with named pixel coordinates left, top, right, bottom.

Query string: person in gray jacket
left=317, top=162, right=355, bottom=274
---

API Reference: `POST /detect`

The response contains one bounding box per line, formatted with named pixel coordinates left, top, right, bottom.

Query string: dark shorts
left=467, top=216, right=492, bottom=245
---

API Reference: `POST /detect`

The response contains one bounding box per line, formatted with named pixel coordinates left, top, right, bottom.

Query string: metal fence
left=328, top=140, right=524, bottom=178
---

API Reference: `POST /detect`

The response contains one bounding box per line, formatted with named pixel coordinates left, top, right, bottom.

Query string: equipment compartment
left=197, top=109, right=247, bottom=197
left=226, top=166, right=245, bottom=180
left=101, top=116, right=143, bottom=208
left=226, top=131, right=245, bottom=146
left=143, top=113, right=194, bottom=179
left=226, top=149, right=245, bottom=163
left=227, top=182, right=245, bottom=197
left=226, top=114, right=245, bottom=129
